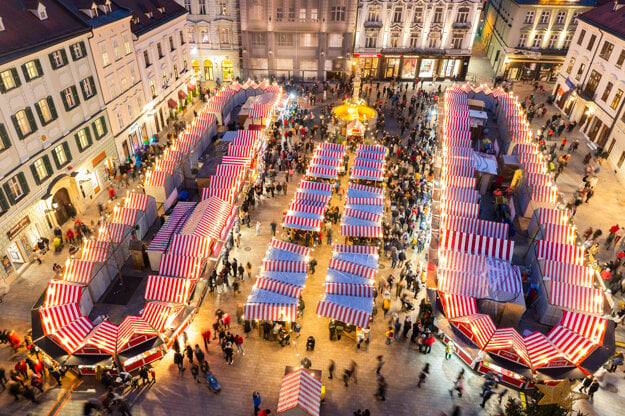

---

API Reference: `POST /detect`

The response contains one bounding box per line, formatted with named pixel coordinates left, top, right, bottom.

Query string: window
left=288, top=7, right=295, bottom=21
left=577, top=29, right=586, bottom=46
left=539, top=11, right=550, bottom=24
left=187, top=27, right=195, bottom=43
left=311, top=9, right=317, bottom=21
left=169, top=36, right=175, bottom=51
left=532, top=34, right=542, bottom=48
left=61, top=86, right=79, bottom=110
left=299, top=8, right=306, bottom=21
left=31, top=157, right=51, bottom=184
left=173, top=64, right=178, bottom=79
left=180, top=30, right=185, bottom=45
left=53, top=143, right=70, bottom=167
left=117, top=112, right=125, bottom=130
left=6, top=174, right=28, bottom=202
left=13, top=108, right=36, bottom=138
left=456, top=7, right=469, bottom=23
left=220, top=28, right=230, bottom=44
left=524, top=11, right=535, bottom=24
left=599, top=41, right=614, bottom=61
left=618, top=152, right=625, bottom=169
left=200, top=27, right=209, bottom=43
left=390, top=32, right=399, bottom=48
left=575, top=63, right=585, bottom=81
left=113, top=39, right=121, bottom=60
left=566, top=57, right=575, bottom=74
left=75, top=128, right=92, bottom=151
left=329, top=34, right=342, bottom=48
left=410, top=33, right=420, bottom=48
left=452, top=34, right=463, bottom=49
left=251, top=32, right=266, bottom=45
left=219, top=1, right=227, bottom=14
left=71, top=42, right=85, bottom=60
left=0, top=68, right=19, bottom=92
left=199, top=0, right=206, bottom=14
left=162, top=71, right=167, bottom=87
left=35, top=97, right=57, bottom=125
left=23, top=60, right=42, bottom=81
left=129, top=65, right=137, bottom=83
left=100, top=44, right=110, bottom=66
left=330, top=6, right=345, bottom=21
left=149, top=79, right=155, bottom=98
left=587, top=34, right=597, bottom=51
left=184, top=0, right=190, bottom=11
left=365, top=32, right=377, bottom=49
left=144, top=50, right=151, bottom=67
left=81, top=76, right=96, bottom=99
left=548, top=33, right=558, bottom=49
left=301, top=33, right=318, bottom=47
left=393, top=7, right=403, bottom=23
left=428, top=36, right=439, bottom=49
left=94, top=117, right=106, bottom=138
left=368, top=6, right=380, bottom=22
left=517, top=33, right=528, bottom=48
left=276, top=33, right=294, bottom=46
left=611, top=89, right=623, bottom=110
left=413, top=8, right=422, bottom=23
left=276, top=8, right=283, bottom=21
left=571, top=12, right=579, bottom=24
left=584, top=70, right=602, bottom=97
left=433, top=8, right=442, bottom=23
left=617, top=50, right=625, bottom=69
left=563, top=33, right=573, bottom=49
left=49, top=49, right=67, bottom=69
left=0, top=123, right=11, bottom=151
left=157, top=42, right=163, bottom=58
left=555, top=11, right=566, bottom=25
left=602, top=82, right=613, bottom=102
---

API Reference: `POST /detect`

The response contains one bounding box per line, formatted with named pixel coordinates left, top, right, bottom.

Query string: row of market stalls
left=304, top=143, right=347, bottom=183
left=434, top=84, right=613, bottom=387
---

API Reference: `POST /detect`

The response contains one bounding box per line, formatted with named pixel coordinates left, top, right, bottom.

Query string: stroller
left=205, top=372, right=221, bottom=393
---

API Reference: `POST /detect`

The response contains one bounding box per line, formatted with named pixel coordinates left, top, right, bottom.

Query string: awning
left=39, top=303, right=82, bottom=336
left=51, top=316, right=93, bottom=354
left=44, top=281, right=86, bottom=307
left=141, top=302, right=185, bottom=333
left=117, top=316, right=159, bottom=353
left=159, top=254, right=204, bottom=279
left=168, top=98, right=177, bottom=109
left=178, top=90, right=187, bottom=100
left=62, top=259, right=95, bottom=284
left=316, top=298, right=372, bottom=329
left=145, top=275, right=196, bottom=304
left=81, top=320, right=118, bottom=356
left=328, top=258, right=376, bottom=279
left=186, top=82, right=196, bottom=91
left=438, top=292, right=477, bottom=320
left=277, top=369, right=322, bottom=416
left=449, top=313, right=496, bottom=349
left=262, top=259, right=308, bottom=273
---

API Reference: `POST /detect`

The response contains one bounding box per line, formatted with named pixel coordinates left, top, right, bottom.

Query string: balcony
left=453, top=21, right=471, bottom=29
left=364, top=20, right=382, bottom=28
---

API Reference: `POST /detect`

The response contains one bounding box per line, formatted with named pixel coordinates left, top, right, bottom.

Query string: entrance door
left=579, top=106, right=589, bottom=126
left=122, top=141, right=130, bottom=159
left=52, top=187, right=73, bottom=226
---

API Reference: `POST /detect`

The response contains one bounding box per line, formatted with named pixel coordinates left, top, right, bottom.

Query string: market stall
left=61, top=258, right=116, bottom=303
left=277, top=368, right=322, bottom=416
left=146, top=202, right=196, bottom=271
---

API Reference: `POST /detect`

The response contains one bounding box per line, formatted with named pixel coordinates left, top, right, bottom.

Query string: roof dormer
left=28, top=2, right=48, bottom=21
left=157, top=6, right=165, bottom=13
left=80, top=2, right=99, bottom=18
left=99, top=0, right=112, bottom=14
left=145, top=11, right=153, bottom=18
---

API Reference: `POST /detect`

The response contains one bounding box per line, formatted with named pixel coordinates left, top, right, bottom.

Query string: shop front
left=356, top=54, right=468, bottom=81
left=504, top=60, right=562, bottom=82
left=2, top=214, right=43, bottom=279
left=355, top=55, right=381, bottom=79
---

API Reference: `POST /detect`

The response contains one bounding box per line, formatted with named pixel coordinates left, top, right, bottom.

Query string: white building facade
left=354, top=0, right=482, bottom=81
left=0, top=2, right=116, bottom=282
left=553, top=2, right=625, bottom=182
left=178, top=0, right=241, bottom=84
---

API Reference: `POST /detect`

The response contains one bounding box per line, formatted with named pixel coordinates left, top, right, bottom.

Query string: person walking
left=201, top=328, right=211, bottom=351
left=449, top=369, right=465, bottom=398
left=587, top=379, right=600, bottom=402
left=246, top=262, right=253, bottom=279
left=174, top=351, right=185, bottom=373
left=256, top=221, right=261, bottom=236
left=139, top=366, right=150, bottom=385
left=417, top=363, right=429, bottom=388
left=328, top=360, right=335, bottom=380
left=481, top=388, right=496, bottom=408
left=270, top=221, right=277, bottom=236
left=253, top=392, right=262, bottom=415
left=376, top=355, right=385, bottom=375
left=579, top=375, right=593, bottom=393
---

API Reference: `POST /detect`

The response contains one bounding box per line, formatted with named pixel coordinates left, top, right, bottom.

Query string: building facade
left=240, top=0, right=358, bottom=81
left=0, top=0, right=116, bottom=282
left=178, top=0, right=241, bottom=84
left=553, top=2, right=625, bottom=182
left=116, top=0, right=192, bottom=158
left=354, top=0, right=481, bottom=81
left=481, top=0, right=596, bottom=82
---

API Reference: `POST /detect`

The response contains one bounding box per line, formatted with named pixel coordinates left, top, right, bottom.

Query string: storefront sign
left=7, top=216, right=31, bottom=241
left=355, top=54, right=381, bottom=58
left=384, top=55, right=402, bottom=58
left=92, top=151, right=107, bottom=167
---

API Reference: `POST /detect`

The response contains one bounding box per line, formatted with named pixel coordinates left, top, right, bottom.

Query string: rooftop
left=578, top=0, right=625, bottom=40
left=112, top=0, right=187, bottom=36
left=511, top=0, right=599, bottom=6
left=56, top=0, right=132, bottom=28
left=0, top=0, right=90, bottom=64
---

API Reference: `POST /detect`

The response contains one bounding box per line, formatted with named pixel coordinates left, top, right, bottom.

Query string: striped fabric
left=44, top=281, right=85, bottom=307
left=328, top=258, right=376, bottom=279
left=243, top=302, right=297, bottom=321
left=549, top=281, right=604, bottom=315
left=559, top=310, right=607, bottom=346
left=277, top=369, right=322, bottom=416
left=352, top=159, right=385, bottom=170
left=530, top=184, right=558, bottom=204
left=62, top=259, right=95, bottom=284
left=262, top=260, right=308, bottom=273
left=356, top=144, right=386, bottom=154
left=542, top=223, right=576, bottom=245
left=440, top=200, right=480, bottom=218
left=526, top=172, right=553, bottom=187
left=449, top=314, right=496, bottom=349
left=439, top=231, right=514, bottom=262
left=169, top=234, right=213, bottom=258
left=441, top=175, right=476, bottom=188
left=547, top=325, right=596, bottom=365
left=110, top=207, right=138, bottom=226
left=523, top=332, right=565, bottom=369
left=536, top=240, right=585, bottom=265
left=39, top=303, right=82, bottom=336
left=145, top=275, right=196, bottom=304
left=288, top=203, right=326, bottom=216
left=81, top=240, right=110, bottom=263
left=437, top=269, right=487, bottom=298
left=141, top=302, right=184, bottom=332
left=159, top=254, right=205, bottom=279
left=202, top=187, right=236, bottom=205
left=340, top=224, right=383, bottom=238
left=345, top=197, right=384, bottom=206
left=438, top=292, right=477, bottom=319
left=269, top=238, right=311, bottom=256
left=283, top=214, right=322, bottom=231
left=310, top=157, right=341, bottom=168
left=536, top=208, right=569, bottom=227
left=332, top=244, right=378, bottom=255
left=298, top=180, right=333, bottom=193
left=116, top=316, right=159, bottom=352
left=255, top=278, right=302, bottom=298
left=144, top=170, right=168, bottom=187
left=82, top=321, right=118, bottom=355
left=325, top=282, right=374, bottom=297
left=97, top=222, right=128, bottom=243
left=484, top=328, right=531, bottom=367
left=52, top=317, right=93, bottom=354
left=350, top=168, right=384, bottom=181
left=317, top=142, right=346, bottom=152
left=440, top=186, right=480, bottom=204
left=306, top=165, right=339, bottom=180
left=124, top=192, right=150, bottom=211
left=543, top=260, right=594, bottom=287
left=208, top=176, right=241, bottom=190
left=342, top=208, right=383, bottom=223
left=147, top=202, right=196, bottom=252
left=440, top=215, right=509, bottom=239
left=315, top=299, right=371, bottom=329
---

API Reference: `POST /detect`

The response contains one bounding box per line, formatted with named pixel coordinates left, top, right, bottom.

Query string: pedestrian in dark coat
left=587, top=380, right=600, bottom=401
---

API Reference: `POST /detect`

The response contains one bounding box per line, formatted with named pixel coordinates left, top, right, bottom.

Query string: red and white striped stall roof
left=513, top=143, right=539, bottom=156
left=39, top=303, right=82, bottom=336
left=172, top=139, right=194, bottom=154
left=283, top=214, right=322, bottom=231
left=222, top=156, right=252, bottom=167
left=316, top=300, right=371, bottom=329
left=243, top=302, right=297, bottom=321
left=310, top=157, right=341, bottom=168
left=289, top=203, right=326, bottom=216
left=97, top=222, right=128, bottom=243
left=440, top=200, right=479, bottom=218
left=441, top=175, right=477, bottom=189
left=333, top=244, right=378, bottom=255
left=449, top=314, right=496, bottom=349
left=357, top=144, right=387, bottom=154
left=314, top=149, right=344, bottom=159
left=298, top=180, right=334, bottom=193
left=81, top=321, right=118, bottom=355
left=441, top=215, right=509, bottom=239
left=523, top=332, right=565, bottom=370
left=542, top=223, right=576, bottom=245
left=544, top=260, right=594, bottom=287
left=522, top=161, right=548, bottom=174
left=306, top=165, right=339, bottom=179
left=438, top=292, right=477, bottom=319
left=345, top=197, right=383, bottom=206
left=116, top=315, right=159, bottom=352
left=328, top=258, right=376, bottom=279
left=441, top=163, right=475, bottom=179
left=255, top=278, right=303, bottom=298
left=269, top=238, right=311, bottom=256
left=154, top=160, right=176, bottom=175
left=547, top=325, right=596, bottom=365
left=438, top=250, right=484, bottom=272
left=262, top=260, right=308, bottom=273
left=519, top=152, right=545, bottom=165
left=352, top=159, right=385, bottom=170
left=202, top=187, right=236, bottom=204
left=62, top=260, right=95, bottom=284
left=80, top=244, right=109, bottom=263
left=340, top=224, right=383, bottom=238
left=162, top=149, right=183, bottom=164
left=550, top=281, right=604, bottom=315
left=536, top=207, right=569, bottom=226
left=233, top=130, right=262, bottom=145
left=530, top=184, right=558, bottom=204
left=325, top=282, right=373, bottom=297
left=144, top=170, right=168, bottom=187
left=216, top=164, right=246, bottom=177
left=317, top=142, right=346, bottom=152
left=147, top=202, right=196, bottom=252
left=526, top=172, right=553, bottom=187
left=124, top=192, right=150, bottom=211
left=440, top=187, right=480, bottom=204
left=348, top=183, right=384, bottom=196
left=350, top=168, right=384, bottom=181
left=159, top=254, right=204, bottom=279
left=193, top=198, right=234, bottom=240
left=342, top=208, right=382, bottom=223
left=44, top=281, right=86, bottom=307
left=110, top=207, right=138, bottom=226
left=208, top=175, right=241, bottom=190
left=560, top=310, right=607, bottom=346
left=437, top=269, right=487, bottom=298
left=439, top=230, right=514, bottom=262
left=294, top=192, right=331, bottom=204
left=442, top=147, right=474, bottom=158
left=536, top=240, right=585, bottom=265
left=141, top=301, right=184, bottom=333
left=277, top=368, right=322, bottom=416
left=52, top=316, right=93, bottom=354
left=145, top=275, right=196, bottom=304
left=484, top=328, right=531, bottom=367
left=227, top=145, right=254, bottom=158
left=169, top=234, right=213, bottom=258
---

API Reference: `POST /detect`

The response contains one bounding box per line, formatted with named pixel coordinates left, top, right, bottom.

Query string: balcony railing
left=452, top=21, right=471, bottom=29
left=364, top=20, right=383, bottom=28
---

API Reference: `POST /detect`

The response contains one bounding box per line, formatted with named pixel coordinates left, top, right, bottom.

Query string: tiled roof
left=56, top=0, right=132, bottom=28
left=0, top=0, right=90, bottom=64
left=579, top=1, right=625, bottom=40
left=113, top=0, right=187, bottom=36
